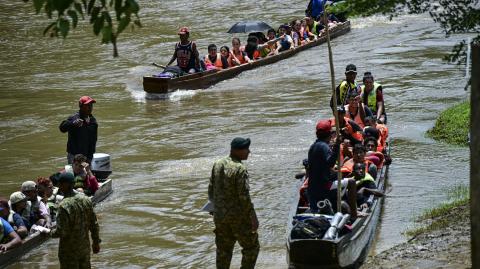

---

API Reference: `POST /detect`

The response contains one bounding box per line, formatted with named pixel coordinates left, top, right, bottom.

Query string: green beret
left=231, top=137, right=251, bottom=150
left=58, top=172, right=75, bottom=183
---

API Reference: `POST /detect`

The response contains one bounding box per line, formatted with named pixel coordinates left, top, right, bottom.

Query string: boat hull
left=287, top=163, right=389, bottom=269
left=143, top=21, right=351, bottom=94
left=0, top=178, right=113, bottom=269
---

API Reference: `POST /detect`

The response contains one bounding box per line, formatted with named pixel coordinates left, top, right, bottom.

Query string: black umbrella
left=227, top=21, right=273, bottom=34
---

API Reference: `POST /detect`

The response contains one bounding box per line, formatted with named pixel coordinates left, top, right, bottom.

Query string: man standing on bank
left=59, top=96, right=98, bottom=164
left=208, top=137, right=260, bottom=269
left=51, top=172, right=101, bottom=269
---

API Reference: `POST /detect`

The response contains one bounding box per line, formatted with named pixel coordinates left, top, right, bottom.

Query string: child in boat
left=203, top=44, right=229, bottom=70
left=166, top=27, right=201, bottom=74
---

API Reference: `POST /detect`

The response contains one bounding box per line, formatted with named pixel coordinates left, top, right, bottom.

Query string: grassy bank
left=426, top=101, right=470, bottom=146
left=406, top=184, right=469, bottom=238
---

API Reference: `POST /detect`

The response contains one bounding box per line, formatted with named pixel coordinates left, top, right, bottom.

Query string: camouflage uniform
left=52, top=192, right=100, bottom=269
left=209, top=156, right=260, bottom=269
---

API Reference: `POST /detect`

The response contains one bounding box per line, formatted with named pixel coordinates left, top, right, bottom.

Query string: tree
left=23, top=0, right=142, bottom=57
left=329, top=0, right=480, bottom=64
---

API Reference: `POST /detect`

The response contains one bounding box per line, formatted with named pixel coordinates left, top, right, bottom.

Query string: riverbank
left=363, top=185, right=471, bottom=269
left=426, top=101, right=470, bottom=146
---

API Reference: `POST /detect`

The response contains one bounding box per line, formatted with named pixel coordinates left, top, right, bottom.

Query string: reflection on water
left=0, top=0, right=470, bottom=268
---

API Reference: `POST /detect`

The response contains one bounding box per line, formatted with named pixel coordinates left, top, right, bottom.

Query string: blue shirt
left=1, top=218, right=14, bottom=237
left=11, top=213, right=26, bottom=230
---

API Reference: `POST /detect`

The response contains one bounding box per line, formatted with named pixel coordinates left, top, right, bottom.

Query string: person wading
left=208, top=137, right=259, bottom=269
left=51, top=172, right=101, bottom=269
left=59, top=96, right=98, bottom=164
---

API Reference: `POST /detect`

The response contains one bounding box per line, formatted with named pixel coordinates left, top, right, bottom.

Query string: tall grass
left=426, top=101, right=470, bottom=146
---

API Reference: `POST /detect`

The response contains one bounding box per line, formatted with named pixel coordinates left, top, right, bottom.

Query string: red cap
left=178, top=27, right=189, bottom=35
left=316, top=119, right=332, bottom=134
left=79, top=96, right=96, bottom=105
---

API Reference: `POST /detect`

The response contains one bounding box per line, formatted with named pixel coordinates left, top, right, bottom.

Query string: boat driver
left=166, top=27, right=201, bottom=74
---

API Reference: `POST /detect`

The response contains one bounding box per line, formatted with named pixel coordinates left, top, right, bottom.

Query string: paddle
left=152, top=62, right=167, bottom=69
left=323, top=4, right=343, bottom=214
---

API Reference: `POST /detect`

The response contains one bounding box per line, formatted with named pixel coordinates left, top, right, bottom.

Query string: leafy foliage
left=23, top=0, right=142, bottom=57
left=328, top=0, right=480, bottom=64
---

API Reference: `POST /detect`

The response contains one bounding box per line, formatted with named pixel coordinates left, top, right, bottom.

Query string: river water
left=0, top=0, right=470, bottom=268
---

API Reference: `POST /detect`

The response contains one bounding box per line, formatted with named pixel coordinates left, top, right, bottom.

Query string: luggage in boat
left=291, top=216, right=331, bottom=240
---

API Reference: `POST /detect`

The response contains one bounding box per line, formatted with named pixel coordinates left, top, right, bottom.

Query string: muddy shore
left=363, top=203, right=471, bottom=269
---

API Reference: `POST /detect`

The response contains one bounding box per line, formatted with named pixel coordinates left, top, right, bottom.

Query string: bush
left=426, top=101, right=470, bottom=146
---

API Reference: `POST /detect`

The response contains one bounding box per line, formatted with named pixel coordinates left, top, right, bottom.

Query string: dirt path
left=363, top=204, right=471, bottom=269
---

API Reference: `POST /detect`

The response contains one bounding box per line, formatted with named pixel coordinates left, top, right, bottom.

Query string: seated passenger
left=244, top=36, right=261, bottom=60
left=63, top=154, right=99, bottom=195
left=21, top=181, right=51, bottom=228
left=364, top=117, right=388, bottom=153
left=304, top=16, right=319, bottom=40
left=351, top=163, right=384, bottom=209
left=330, top=106, right=363, bottom=145
left=9, top=192, right=32, bottom=230
left=230, top=37, right=252, bottom=66
left=203, top=44, right=229, bottom=70
left=290, top=19, right=304, bottom=47
left=166, top=27, right=201, bottom=74
left=361, top=72, right=386, bottom=123
left=0, top=215, right=21, bottom=253
left=275, top=25, right=294, bottom=54
left=316, top=12, right=339, bottom=34
left=37, top=177, right=59, bottom=222
left=344, top=91, right=367, bottom=128
left=342, top=144, right=378, bottom=179
left=219, top=46, right=234, bottom=68
left=0, top=198, right=27, bottom=239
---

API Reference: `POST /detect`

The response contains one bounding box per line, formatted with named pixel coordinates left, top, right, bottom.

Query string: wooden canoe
left=286, top=146, right=390, bottom=269
left=143, top=21, right=351, bottom=94
left=0, top=178, right=113, bottom=269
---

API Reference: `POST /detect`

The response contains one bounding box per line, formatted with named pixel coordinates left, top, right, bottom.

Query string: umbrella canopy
left=227, top=21, right=273, bottom=34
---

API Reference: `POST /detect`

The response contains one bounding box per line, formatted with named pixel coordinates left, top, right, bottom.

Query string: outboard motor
left=91, top=153, right=112, bottom=181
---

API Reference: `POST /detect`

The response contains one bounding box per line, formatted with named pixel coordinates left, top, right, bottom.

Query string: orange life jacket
left=341, top=159, right=374, bottom=176
left=204, top=53, right=223, bottom=69
left=330, top=117, right=363, bottom=142
left=231, top=50, right=247, bottom=65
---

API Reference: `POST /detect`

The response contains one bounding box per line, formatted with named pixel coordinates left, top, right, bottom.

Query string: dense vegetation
left=427, top=101, right=470, bottom=146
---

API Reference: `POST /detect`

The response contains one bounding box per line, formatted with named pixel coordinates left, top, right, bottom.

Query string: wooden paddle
left=152, top=62, right=167, bottom=69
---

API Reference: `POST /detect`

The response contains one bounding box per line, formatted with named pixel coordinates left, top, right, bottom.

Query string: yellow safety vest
left=338, top=80, right=359, bottom=105
left=356, top=173, right=375, bottom=186
left=361, top=82, right=382, bottom=112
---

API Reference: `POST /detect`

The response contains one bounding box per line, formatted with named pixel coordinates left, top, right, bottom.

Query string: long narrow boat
left=286, top=145, right=390, bottom=268
left=143, top=21, right=351, bottom=94
left=0, top=178, right=113, bottom=269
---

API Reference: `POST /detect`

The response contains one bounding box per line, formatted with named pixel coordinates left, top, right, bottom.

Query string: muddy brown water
left=0, top=1, right=470, bottom=268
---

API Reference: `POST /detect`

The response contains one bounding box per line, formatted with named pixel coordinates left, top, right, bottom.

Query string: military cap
left=21, top=181, right=37, bottom=191
left=231, top=137, right=251, bottom=150
left=10, top=191, right=27, bottom=205
left=58, top=172, right=75, bottom=183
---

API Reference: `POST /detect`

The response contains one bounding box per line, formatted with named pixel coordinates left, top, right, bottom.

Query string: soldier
left=51, top=172, right=101, bottom=269
left=208, top=137, right=260, bottom=269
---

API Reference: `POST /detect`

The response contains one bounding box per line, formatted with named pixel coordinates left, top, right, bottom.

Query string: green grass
left=405, top=184, right=470, bottom=238
left=426, top=101, right=470, bottom=146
